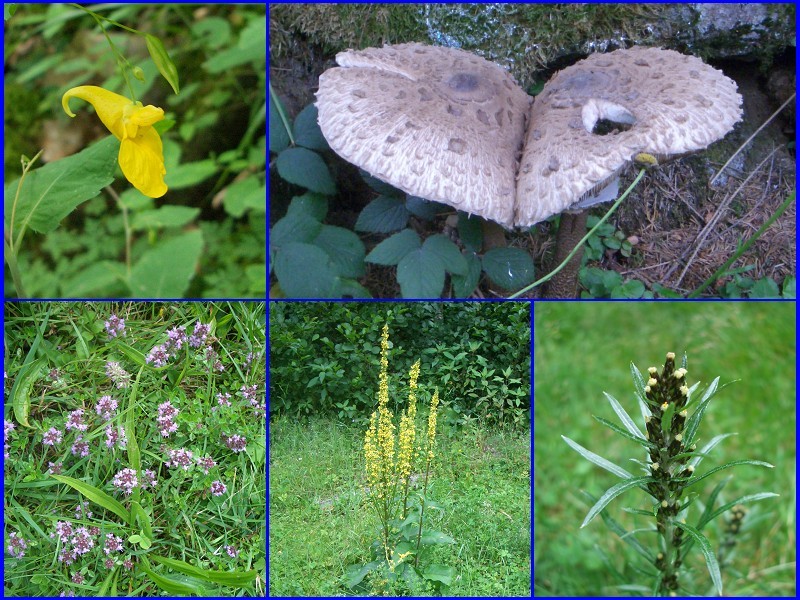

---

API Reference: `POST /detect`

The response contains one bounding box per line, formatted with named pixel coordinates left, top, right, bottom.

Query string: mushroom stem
left=542, top=211, right=588, bottom=298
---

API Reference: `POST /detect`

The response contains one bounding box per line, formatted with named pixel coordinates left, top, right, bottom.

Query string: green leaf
left=276, top=147, right=335, bottom=195
left=405, top=196, right=445, bottom=220
left=673, top=521, right=722, bottom=596
left=750, top=277, right=780, bottom=298
left=140, top=556, right=212, bottom=595
left=581, top=476, right=655, bottom=528
left=10, top=357, right=46, bottom=427
left=397, top=247, right=445, bottom=298
left=561, top=435, right=633, bottom=479
left=313, top=225, right=366, bottom=278
left=128, top=230, right=203, bottom=297
left=149, top=554, right=257, bottom=587
left=343, top=561, right=381, bottom=589
left=602, top=392, right=646, bottom=440
left=419, top=530, right=455, bottom=544
left=355, top=195, right=410, bottom=233
left=365, top=229, right=420, bottom=265
left=286, top=193, right=328, bottom=221
left=4, top=136, right=118, bottom=236
left=269, top=91, right=290, bottom=153
left=629, top=362, right=648, bottom=401
left=683, top=377, right=720, bottom=445
left=145, top=34, right=180, bottom=94
left=131, top=501, right=153, bottom=540
left=203, top=18, right=265, bottom=73
left=450, top=251, right=482, bottom=297
left=421, top=564, right=455, bottom=585
left=270, top=212, right=323, bottom=252
left=97, top=567, right=119, bottom=596
left=221, top=176, right=265, bottom=218
left=50, top=474, right=130, bottom=522
left=698, top=492, right=779, bottom=530
left=611, top=279, right=645, bottom=298
left=457, top=213, right=483, bottom=252
left=481, top=247, right=535, bottom=291
left=274, top=242, right=340, bottom=298
left=422, top=234, right=468, bottom=275
left=113, top=342, right=147, bottom=367
left=593, top=416, right=655, bottom=448
left=685, top=460, right=774, bottom=489
left=293, top=104, right=328, bottom=151
left=165, top=159, right=217, bottom=189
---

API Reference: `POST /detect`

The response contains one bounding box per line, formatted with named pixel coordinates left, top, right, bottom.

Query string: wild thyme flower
left=59, top=548, right=77, bottom=565
left=196, top=455, right=217, bottom=474
left=216, top=392, right=232, bottom=407
left=71, top=573, right=84, bottom=584
left=112, top=468, right=138, bottom=495
left=104, top=558, right=115, bottom=569
left=103, top=533, right=124, bottom=555
left=105, top=424, right=127, bottom=449
left=210, top=480, right=227, bottom=496
left=157, top=400, right=179, bottom=437
left=204, top=346, right=224, bottom=372
left=140, top=469, right=158, bottom=490
left=65, top=409, right=88, bottom=432
left=166, top=448, right=194, bottom=470
left=60, top=591, right=75, bottom=597
left=189, top=322, right=211, bottom=348
left=225, top=544, right=238, bottom=558
left=95, top=395, right=118, bottom=419
left=104, top=362, right=131, bottom=389
left=71, top=527, right=95, bottom=555
left=104, top=315, right=126, bottom=339
left=146, top=344, right=170, bottom=367
left=52, top=521, right=74, bottom=542
left=165, top=325, right=187, bottom=351
left=42, top=427, right=64, bottom=446
left=4, top=419, right=15, bottom=459
left=75, top=501, right=93, bottom=519
left=223, top=434, right=247, bottom=453
left=71, top=437, right=90, bottom=457
left=7, top=532, right=28, bottom=558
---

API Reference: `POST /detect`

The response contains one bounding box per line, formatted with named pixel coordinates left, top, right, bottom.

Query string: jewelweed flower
left=62, top=86, right=167, bottom=198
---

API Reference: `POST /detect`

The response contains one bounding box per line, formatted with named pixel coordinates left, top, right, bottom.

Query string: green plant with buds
left=563, top=352, right=778, bottom=596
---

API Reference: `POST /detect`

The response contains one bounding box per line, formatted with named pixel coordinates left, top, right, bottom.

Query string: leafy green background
left=533, top=301, right=796, bottom=596
left=4, top=4, right=265, bottom=298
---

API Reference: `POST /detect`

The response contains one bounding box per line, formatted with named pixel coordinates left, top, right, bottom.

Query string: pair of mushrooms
left=315, top=43, right=743, bottom=291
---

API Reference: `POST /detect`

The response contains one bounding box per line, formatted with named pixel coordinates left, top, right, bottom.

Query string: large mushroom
left=515, top=46, right=742, bottom=296
left=315, top=43, right=743, bottom=297
left=316, top=42, right=532, bottom=227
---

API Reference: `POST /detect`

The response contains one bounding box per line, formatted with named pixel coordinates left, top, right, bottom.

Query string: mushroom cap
left=316, top=42, right=532, bottom=227
left=515, top=46, right=743, bottom=226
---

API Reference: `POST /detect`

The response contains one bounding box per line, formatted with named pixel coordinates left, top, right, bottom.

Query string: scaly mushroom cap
left=515, top=46, right=743, bottom=226
left=316, top=43, right=532, bottom=227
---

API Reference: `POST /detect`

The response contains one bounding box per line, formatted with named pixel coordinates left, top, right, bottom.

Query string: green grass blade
left=674, top=521, right=722, bottom=595
left=562, top=435, right=633, bottom=479
left=581, top=476, right=655, bottom=528
left=97, top=566, right=118, bottom=596
left=685, top=460, right=774, bottom=489
left=149, top=554, right=257, bottom=587
left=140, top=556, right=211, bottom=595
left=113, top=341, right=147, bottom=367
left=50, top=474, right=130, bottom=522
left=602, top=392, right=646, bottom=440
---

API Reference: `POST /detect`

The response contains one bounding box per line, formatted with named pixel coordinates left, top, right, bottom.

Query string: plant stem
left=414, top=459, right=432, bottom=568
left=509, top=168, right=646, bottom=298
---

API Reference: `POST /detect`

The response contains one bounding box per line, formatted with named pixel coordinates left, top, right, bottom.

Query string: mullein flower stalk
left=398, top=360, right=420, bottom=519
left=563, top=351, right=777, bottom=596
left=414, top=389, right=439, bottom=568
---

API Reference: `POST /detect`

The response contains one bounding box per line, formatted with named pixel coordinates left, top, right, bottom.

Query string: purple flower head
left=59, top=547, right=77, bottom=565
left=104, top=558, right=115, bottom=569
left=75, top=501, right=93, bottom=519
left=165, top=325, right=187, bottom=351
left=71, top=437, right=90, bottom=457
left=166, top=448, right=194, bottom=470
left=123, top=559, right=134, bottom=570
left=204, top=346, right=224, bottom=372
left=105, top=425, right=127, bottom=449
left=89, top=526, right=100, bottom=537
left=95, top=395, right=118, bottom=420
left=189, top=322, right=211, bottom=348
left=112, top=468, right=138, bottom=496
left=244, top=351, right=255, bottom=370
left=140, top=469, right=158, bottom=490
left=103, top=533, right=124, bottom=555
left=196, top=455, right=217, bottom=474
left=4, top=419, right=15, bottom=459
left=216, top=392, right=232, bottom=407
left=47, top=461, right=63, bottom=475
left=157, top=401, right=179, bottom=437
left=42, top=427, right=64, bottom=447
left=7, top=531, right=28, bottom=558
left=65, top=409, right=88, bottom=432
left=52, top=521, right=74, bottom=542
left=223, top=434, right=247, bottom=453
left=210, top=480, right=227, bottom=496
left=225, top=544, right=238, bottom=558
left=71, top=527, right=95, bottom=555
left=240, top=384, right=258, bottom=403
left=105, top=361, right=131, bottom=389
left=105, top=314, right=125, bottom=339
left=60, top=590, right=76, bottom=597
left=146, top=344, right=170, bottom=368
left=71, top=572, right=84, bottom=584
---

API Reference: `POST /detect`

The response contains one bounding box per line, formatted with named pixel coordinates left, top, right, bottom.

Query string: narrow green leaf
left=112, top=342, right=147, bottom=367
left=149, top=554, right=257, bottom=587
left=10, top=357, right=46, bottom=427
left=579, top=491, right=656, bottom=563
left=562, top=435, right=633, bottom=479
left=145, top=34, right=180, bottom=94
left=689, top=433, right=738, bottom=469
left=97, top=567, right=118, bottom=596
left=593, top=416, right=655, bottom=448
left=50, top=475, right=130, bottom=522
left=685, top=460, right=774, bottom=489
left=581, top=476, right=655, bottom=528
left=673, top=521, right=722, bottom=595
left=131, top=501, right=153, bottom=541
left=684, top=377, right=720, bottom=444
left=602, top=392, right=646, bottom=440
left=140, top=556, right=208, bottom=595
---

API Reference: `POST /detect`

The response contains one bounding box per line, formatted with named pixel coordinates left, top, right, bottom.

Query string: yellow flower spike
left=62, top=85, right=168, bottom=198
left=426, top=389, right=439, bottom=462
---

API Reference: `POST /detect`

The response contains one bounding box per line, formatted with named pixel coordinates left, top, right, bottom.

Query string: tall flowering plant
left=347, top=324, right=454, bottom=593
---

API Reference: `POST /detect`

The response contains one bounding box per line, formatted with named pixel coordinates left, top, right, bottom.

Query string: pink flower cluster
left=189, top=322, right=211, bottom=348
left=104, top=361, right=131, bottom=389
left=223, top=434, right=247, bottom=453
left=166, top=325, right=187, bottom=351
left=95, top=395, right=118, bottom=420
left=216, top=392, right=232, bottom=407
left=65, top=409, right=88, bottom=432
left=157, top=400, right=179, bottom=436
left=4, top=419, right=14, bottom=459
left=112, top=468, right=138, bottom=495
left=105, top=425, right=127, bottom=449
left=196, top=455, right=217, bottom=474
left=146, top=344, right=170, bottom=367
left=241, top=384, right=265, bottom=418
left=42, top=427, right=64, bottom=446
left=52, top=520, right=121, bottom=567
left=71, top=436, right=89, bottom=457
left=104, top=314, right=125, bottom=339
left=103, top=533, right=124, bottom=555
left=210, top=480, right=227, bottom=496
left=166, top=448, right=194, bottom=470
left=225, top=544, right=238, bottom=558
left=7, top=531, right=27, bottom=558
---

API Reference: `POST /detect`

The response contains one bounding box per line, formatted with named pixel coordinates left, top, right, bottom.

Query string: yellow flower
left=62, top=86, right=167, bottom=198
left=397, top=360, right=420, bottom=483
left=426, top=389, right=439, bottom=462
